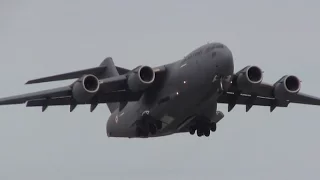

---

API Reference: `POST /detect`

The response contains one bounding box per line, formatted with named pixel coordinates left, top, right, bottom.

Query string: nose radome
left=215, top=45, right=234, bottom=76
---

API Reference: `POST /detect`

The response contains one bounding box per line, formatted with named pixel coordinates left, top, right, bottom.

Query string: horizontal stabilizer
left=25, top=66, right=107, bottom=84
left=25, top=66, right=131, bottom=85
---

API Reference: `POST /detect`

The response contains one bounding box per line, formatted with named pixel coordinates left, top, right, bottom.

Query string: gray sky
left=1, top=0, right=320, bottom=179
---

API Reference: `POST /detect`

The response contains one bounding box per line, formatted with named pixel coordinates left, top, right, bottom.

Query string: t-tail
left=98, top=57, right=120, bottom=112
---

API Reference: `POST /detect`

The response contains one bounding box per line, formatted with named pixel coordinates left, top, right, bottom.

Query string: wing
left=0, top=86, right=72, bottom=105
left=26, top=91, right=143, bottom=112
left=0, top=77, right=143, bottom=112
left=0, top=62, right=167, bottom=111
left=217, top=66, right=320, bottom=112
left=217, top=91, right=290, bottom=112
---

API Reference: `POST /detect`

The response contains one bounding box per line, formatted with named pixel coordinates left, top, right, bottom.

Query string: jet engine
left=235, top=66, right=263, bottom=91
left=72, top=74, right=100, bottom=102
left=127, top=66, right=155, bottom=92
left=273, top=75, right=301, bottom=100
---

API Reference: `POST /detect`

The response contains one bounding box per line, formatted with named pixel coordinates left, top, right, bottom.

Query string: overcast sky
left=1, top=0, right=320, bottom=179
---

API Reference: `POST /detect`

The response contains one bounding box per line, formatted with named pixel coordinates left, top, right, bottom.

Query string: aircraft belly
left=106, top=102, right=140, bottom=138
left=155, top=65, right=212, bottom=132
left=163, top=88, right=212, bottom=131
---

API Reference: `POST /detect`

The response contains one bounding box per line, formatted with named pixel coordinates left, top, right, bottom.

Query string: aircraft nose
left=214, top=45, right=234, bottom=76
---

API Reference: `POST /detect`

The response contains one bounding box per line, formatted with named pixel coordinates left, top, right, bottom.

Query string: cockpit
left=183, top=42, right=225, bottom=62
left=204, top=43, right=224, bottom=53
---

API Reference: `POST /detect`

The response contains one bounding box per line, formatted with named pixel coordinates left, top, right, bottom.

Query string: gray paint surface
left=1, top=0, right=320, bottom=179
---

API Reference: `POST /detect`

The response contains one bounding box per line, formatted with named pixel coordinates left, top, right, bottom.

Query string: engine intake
left=284, top=75, right=300, bottom=93
left=236, top=66, right=263, bottom=90
left=127, top=66, right=155, bottom=92
left=72, top=74, right=100, bottom=102
left=139, top=66, right=155, bottom=83
left=273, top=75, right=300, bottom=100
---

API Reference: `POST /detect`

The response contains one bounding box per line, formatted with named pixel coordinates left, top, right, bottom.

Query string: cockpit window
left=205, top=46, right=215, bottom=53
left=212, top=52, right=217, bottom=58
left=205, top=43, right=224, bottom=53
left=213, top=44, right=224, bottom=48
left=183, top=50, right=202, bottom=61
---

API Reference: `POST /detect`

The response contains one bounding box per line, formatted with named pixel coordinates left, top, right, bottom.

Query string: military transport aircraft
left=0, top=42, right=320, bottom=138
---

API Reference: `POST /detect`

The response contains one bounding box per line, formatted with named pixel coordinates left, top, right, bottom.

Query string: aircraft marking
left=180, top=63, right=187, bottom=68
left=142, top=110, right=149, bottom=115
left=115, top=115, right=119, bottom=123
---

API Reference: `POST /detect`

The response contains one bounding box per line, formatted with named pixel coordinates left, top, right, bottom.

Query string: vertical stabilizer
left=99, top=57, right=120, bottom=112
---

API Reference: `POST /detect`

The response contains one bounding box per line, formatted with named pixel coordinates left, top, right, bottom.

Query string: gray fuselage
left=106, top=42, right=234, bottom=138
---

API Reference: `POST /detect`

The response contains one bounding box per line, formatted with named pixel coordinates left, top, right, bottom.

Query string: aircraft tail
left=98, top=57, right=121, bottom=112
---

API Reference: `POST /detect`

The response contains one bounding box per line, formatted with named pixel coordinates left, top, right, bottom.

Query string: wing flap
left=27, top=96, right=72, bottom=106
left=0, top=86, right=72, bottom=105
left=288, top=92, right=320, bottom=105
left=217, top=92, right=289, bottom=111
left=0, top=72, right=143, bottom=107
left=227, top=82, right=274, bottom=98
left=227, top=81, right=320, bottom=107
left=26, top=91, right=142, bottom=107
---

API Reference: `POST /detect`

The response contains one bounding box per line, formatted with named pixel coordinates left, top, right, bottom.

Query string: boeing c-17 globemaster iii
left=1, top=42, right=320, bottom=138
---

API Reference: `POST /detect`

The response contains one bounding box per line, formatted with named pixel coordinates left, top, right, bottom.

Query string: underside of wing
left=26, top=91, right=143, bottom=112
left=218, top=65, right=320, bottom=111
left=26, top=91, right=142, bottom=106
left=0, top=86, right=72, bottom=105
left=217, top=92, right=289, bottom=112
left=0, top=81, right=143, bottom=112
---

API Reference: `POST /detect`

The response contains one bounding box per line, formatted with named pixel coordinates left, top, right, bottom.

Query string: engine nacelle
left=127, top=66, right=155, bottom=92
left=273, top=75, right=301, bottom=100
left=72, top=74, right=100, bottom=102
left=236, top=65, right=263, bottom=90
